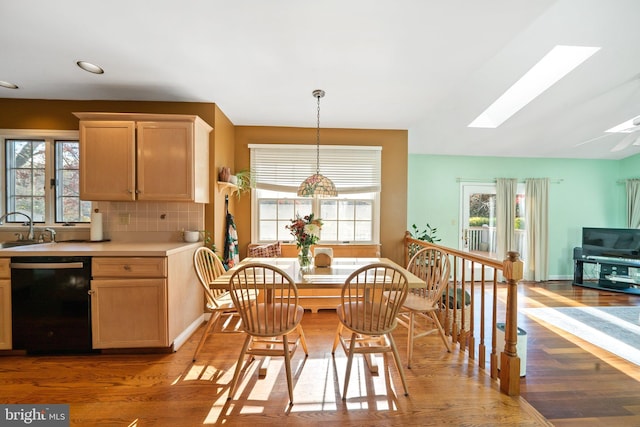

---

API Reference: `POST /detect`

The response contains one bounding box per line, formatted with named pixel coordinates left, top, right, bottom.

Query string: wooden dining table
left=209, top=257, right=426, bottom=290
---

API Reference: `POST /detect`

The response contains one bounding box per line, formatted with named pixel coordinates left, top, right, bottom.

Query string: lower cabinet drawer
left=92, top=257, right=167, bottom=278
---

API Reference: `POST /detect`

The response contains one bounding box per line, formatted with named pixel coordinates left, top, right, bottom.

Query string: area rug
left=524, top=306, right=640, bottom=366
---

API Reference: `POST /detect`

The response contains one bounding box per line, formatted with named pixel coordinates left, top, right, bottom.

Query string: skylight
left=469, top=45, right=600, bottom=128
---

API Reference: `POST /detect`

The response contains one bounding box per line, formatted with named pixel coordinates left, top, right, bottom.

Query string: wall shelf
left=217, top=181, right=239, bottom=195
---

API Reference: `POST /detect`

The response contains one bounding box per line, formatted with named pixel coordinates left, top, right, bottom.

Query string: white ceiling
left=2, top=0, right=640, bottom=159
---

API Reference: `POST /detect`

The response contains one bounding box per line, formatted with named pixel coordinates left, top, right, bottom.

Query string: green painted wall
left=407, top=154, right=635, bottom=278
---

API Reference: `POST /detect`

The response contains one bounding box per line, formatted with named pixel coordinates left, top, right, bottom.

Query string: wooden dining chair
left=227, top=262, right=308, bottom=406
left=332, top=262, right=410, bottom=399
left=395, top=247, right=452, bottom=368
left=192, top=247, right=256, bottom=362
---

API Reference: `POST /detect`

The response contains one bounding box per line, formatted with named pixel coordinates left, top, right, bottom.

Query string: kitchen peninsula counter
left=0, top=240, right=202, bottom=256
left=0, top=240, right=204, bottom=353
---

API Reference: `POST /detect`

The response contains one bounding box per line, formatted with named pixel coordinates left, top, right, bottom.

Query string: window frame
left=249, top=144, right=382, bottom=244
left=1, top=128, right=89, bottom=227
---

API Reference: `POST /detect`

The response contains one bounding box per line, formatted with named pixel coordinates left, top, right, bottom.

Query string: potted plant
left=232, top=169, right=254, bottom=197
left=410, top=223, right=440, bottom=243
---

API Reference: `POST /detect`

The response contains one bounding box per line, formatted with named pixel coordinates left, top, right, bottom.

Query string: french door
left=459, top=182, right=526, bottom=280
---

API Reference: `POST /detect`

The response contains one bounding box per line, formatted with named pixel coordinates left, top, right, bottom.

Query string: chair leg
left=342, top=331, right=357, bottom=400
left=387, top=332, right=409, bottom=396
left=297, top=324, right=309, bottom=356
left=282, top=335, right=294, bottom=405
left=429, top=311, right=452, bottom=352
left=193, top=311, right=221, bottom=362
left=331, top=323, right=343, bottom=354
left=407, top=311, right=415, bottom=369
left=227, top=334, right=252, bottom=401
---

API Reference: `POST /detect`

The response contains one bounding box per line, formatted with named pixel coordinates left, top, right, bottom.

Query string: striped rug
left=524, top=306, right=640, bottom=366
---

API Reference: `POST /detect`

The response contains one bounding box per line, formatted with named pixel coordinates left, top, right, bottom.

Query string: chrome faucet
left=0, top=211, right=34, bottom=241
left=44, top=227, right=57, bottom=243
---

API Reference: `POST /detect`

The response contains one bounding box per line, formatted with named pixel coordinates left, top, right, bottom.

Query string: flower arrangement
left=286, top=213, right=323, bottom=248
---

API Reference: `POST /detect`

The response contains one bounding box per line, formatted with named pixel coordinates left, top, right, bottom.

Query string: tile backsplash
left=92, top=201, right=205, bottom=241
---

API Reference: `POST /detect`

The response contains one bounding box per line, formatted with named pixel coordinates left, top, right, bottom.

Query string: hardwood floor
left=518, top=281, right=640, bottom=427
left=0, top=281, right=638, bottom=426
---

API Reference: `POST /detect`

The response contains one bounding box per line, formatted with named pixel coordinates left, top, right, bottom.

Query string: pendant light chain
left=316, top=93, right=321, bottom=175
left=297, top=89, right=337, bottom=198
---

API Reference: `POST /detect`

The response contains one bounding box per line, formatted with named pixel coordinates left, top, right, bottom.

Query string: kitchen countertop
left=0, top=241, right=203, bottom=257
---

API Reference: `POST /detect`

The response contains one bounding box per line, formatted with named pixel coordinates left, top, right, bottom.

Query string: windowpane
left=338, top=221, right=355, bottom=241
left=320, top=200, right=337, bottom=220
left=259, top=199, right=277, bottom=219
left=6, top=139, right=46, bottom=222
left=339, top=200, right=355, bottom=218
left=56, top=140, right=90, bottom=223
left=321, top=220, right=338, bottom=241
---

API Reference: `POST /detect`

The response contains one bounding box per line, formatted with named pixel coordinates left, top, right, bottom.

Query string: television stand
left=573, top=254, right=640, bottom=295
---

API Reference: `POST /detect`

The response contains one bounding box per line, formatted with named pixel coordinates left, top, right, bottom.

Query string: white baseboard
left=172, top=314, right=205, bottom=351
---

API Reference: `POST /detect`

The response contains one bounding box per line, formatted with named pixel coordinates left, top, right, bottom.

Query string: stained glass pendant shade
left=297, top=89, right=338, bottom=197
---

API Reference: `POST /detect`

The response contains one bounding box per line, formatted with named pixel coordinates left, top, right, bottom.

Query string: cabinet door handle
left=123, top=265, right=131, bottom=271
left=88, top=290, right=95, bottom=296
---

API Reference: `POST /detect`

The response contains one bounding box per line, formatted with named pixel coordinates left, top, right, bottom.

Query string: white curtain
left=496, top=178, right=517, bottom=263
left=626, top=179, right=640, bottom=228
left=525, top=178, right=549, bottom=281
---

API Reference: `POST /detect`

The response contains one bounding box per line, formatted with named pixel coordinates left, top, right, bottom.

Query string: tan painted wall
left=0, top=99, right=408, bottom=264
left=0, top=99, right=215, bottom=130
left=233, top=126, right=408, bottom=265
left=210, top=106, right=236, bottom=255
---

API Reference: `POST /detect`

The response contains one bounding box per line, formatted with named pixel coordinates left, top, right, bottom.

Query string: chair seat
left=400, top=292, right=439, bottom=313
left=209, top=289, right=258, bottom=311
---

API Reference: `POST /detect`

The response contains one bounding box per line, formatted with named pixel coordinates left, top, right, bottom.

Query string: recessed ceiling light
left=0, top=80, right=19, bottom=89
left=77, top=61, right=104, bottom=74
left=469, top=45, right=600, bottom=128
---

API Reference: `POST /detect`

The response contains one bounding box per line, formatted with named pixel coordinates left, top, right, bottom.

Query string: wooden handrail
left=403, top=231, right=522, bottom=396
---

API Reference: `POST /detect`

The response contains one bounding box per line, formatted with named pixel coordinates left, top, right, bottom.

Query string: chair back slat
left=229, top=263, right=300, bottom=337
left=407, top=247, right=451, bottom=307
left=340, top=263, right=408, bottom=336
left=193, top=247, right=228, bottom=307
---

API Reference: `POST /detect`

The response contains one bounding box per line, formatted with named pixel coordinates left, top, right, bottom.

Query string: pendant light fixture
left=297, top=89, right=338, bottom=197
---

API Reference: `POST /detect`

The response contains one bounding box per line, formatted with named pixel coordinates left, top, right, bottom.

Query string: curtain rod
left=456, top=178, right=563, bottom=184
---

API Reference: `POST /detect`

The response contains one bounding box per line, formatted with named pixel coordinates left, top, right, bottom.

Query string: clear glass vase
left=298, top=245, right=313, bottom=272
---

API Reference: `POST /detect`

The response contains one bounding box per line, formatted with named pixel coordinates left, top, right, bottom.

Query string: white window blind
left=249, top=144, right=381, bottom=194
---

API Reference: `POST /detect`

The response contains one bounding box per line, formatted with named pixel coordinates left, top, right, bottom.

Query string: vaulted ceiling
left=2, top=0, right=640, bottom=159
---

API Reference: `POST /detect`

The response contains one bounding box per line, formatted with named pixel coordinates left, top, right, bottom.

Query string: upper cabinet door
left=136, top=121, right=194, bottom=201
left=80, top=121, right=136, bottom=201
left=75, top=112, right=211, bottom=203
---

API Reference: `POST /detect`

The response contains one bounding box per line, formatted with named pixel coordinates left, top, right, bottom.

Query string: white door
left=460, top=183, right=497, bottom=258
left=459, top=182, right=527, bottom=282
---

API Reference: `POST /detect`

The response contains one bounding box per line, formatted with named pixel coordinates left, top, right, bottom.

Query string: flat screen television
left=582, top=227, right=640, bottom=259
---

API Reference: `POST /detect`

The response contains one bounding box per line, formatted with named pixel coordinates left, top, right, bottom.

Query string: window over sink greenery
left=2, top=129, right=91, bottom=225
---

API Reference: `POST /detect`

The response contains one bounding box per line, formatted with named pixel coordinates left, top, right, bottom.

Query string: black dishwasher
left=11, top=256, right=94, bottom=354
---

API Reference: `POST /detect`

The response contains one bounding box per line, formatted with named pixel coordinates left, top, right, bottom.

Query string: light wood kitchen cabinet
left=90, top=257, right=168, bottom=349
left=0, top=258, right=11, bottom=350
left=75, top=112, right=212, bottom=202
left=89, top=247, right=202, bottom=351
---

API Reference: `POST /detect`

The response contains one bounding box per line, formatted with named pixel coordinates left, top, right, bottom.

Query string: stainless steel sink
left=0, top=240, right=42, bottom=249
